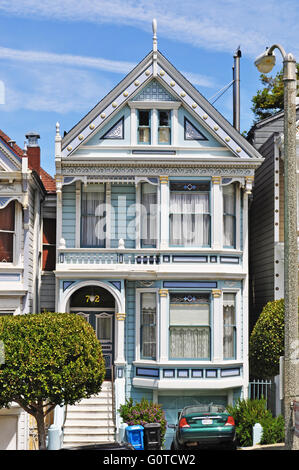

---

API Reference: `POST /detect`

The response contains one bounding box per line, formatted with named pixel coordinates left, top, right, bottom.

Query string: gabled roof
left=62, top=50, right=263, bottom=162
left=0, top=129, right=56, bottom=193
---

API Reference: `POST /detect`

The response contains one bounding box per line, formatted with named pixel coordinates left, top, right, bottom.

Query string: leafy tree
left=251, top=64, right=299, bottom=121
left=0, top=312, right=106, bottom=449
left=249, top=299, right=285, bottom=379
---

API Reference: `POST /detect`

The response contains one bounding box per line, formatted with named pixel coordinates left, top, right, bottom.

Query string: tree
left=251, top=64, right=299, bottom=121
left=0, top=312, right=106, bottom=449
left=249, top=299, right=285, bottom=379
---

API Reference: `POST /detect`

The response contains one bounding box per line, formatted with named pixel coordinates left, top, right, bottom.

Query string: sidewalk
left=239, top=443, right=285, bottom=450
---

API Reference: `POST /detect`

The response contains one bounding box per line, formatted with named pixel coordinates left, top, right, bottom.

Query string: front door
left=72, top=309, right=115, bottom=380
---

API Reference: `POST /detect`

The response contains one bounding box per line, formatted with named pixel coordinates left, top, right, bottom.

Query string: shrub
left=249, top=299, right=285, bottom=379
left=119, top=398, right=167, bottom=445
left=227, top=398, right=284, bottom=447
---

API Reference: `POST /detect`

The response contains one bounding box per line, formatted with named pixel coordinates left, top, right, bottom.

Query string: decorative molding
left=211, top=176, right=221, bottom=185
left=212, top=289, right=222, bottom=298
left=158, top=288, right=168, bottom=297
left=159, top=175, right=169, bottom=184
left=116, top=312, right=126, bottom=321
left=62, top=165, right=256, bottom=178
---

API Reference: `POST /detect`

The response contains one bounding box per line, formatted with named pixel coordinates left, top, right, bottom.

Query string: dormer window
left=138, top=110, right=151, bottom=144
left=158, top=110, right=171, bottom=144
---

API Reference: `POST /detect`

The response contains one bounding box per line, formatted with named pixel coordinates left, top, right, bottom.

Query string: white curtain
left=169, top=327, right=210, bottom=359
left=170, top=192, right=210, bottom=246
left=223, top=185, right=235, bottom=247
left=141, top=293, right=156, bottom=359
left=223, top=293, right=236, bottom=359
left=141, top=184, right=157, bottom=247
left=81, top=186, right=105, bottom=246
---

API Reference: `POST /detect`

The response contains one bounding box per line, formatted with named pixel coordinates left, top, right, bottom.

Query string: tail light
left=179, top=417, right=190, bottom=428
left=225, top=415, right=235, bottom=426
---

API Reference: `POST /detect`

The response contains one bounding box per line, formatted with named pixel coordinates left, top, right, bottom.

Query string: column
left=114, top=312, right=126, bottom=440
left=242, top=189, right=249, bottom=399
left=160, top=176, right=169, bottom=249
left=115, top=312, right=126, bottom=365
left=75, top=181, right=81, bottom=247
left=159, top=289, right=169, bottom=362
left=212, top=289, right=222, bottom=362
left=212, top=176, right=222, bottom=249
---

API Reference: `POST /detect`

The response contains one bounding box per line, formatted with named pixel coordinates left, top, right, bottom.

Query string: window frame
left=169, top=292, right=211, bottom=361
left=222, top=183, right=236, bottom=249
left=0, top=200, right=16, bottom=264
left=137, top=109, right=151, bottom=145
left=80, top=183, right=106, bottom=248
left=169, top=181, right=211, bottom=248
left=135, top=288, right=159, bottom=362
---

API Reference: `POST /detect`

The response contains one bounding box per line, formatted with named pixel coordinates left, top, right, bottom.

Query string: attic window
left=184, top=117, right=207, bottom=141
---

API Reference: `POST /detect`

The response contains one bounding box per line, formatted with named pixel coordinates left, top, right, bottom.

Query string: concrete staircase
left=62, top=381, right=116, bottom=448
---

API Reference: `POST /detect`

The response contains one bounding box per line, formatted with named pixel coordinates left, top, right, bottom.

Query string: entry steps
left=62, top=381, right=115, bottom=447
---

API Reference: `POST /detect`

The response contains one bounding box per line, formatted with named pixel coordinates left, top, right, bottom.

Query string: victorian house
left=54, top=32, right=263, bottom=448
left=0, top=130, right=56, bottom=449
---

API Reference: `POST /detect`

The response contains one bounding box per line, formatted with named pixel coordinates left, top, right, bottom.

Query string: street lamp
left=255, top=45, right=299, bottom=450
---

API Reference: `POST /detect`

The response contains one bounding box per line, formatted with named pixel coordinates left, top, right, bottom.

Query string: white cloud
left=0, top=0, right=298, bottom=57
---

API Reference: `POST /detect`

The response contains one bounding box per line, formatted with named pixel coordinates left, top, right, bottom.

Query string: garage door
left=0, top=416, right=17, bottom=450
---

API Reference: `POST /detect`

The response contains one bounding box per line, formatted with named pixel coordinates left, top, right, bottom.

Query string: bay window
left=0, top=201, right=15, bottom=262
left=169, top=182, right=210, bottom=247
left=140, top=292, right=157, bottom=360
left=223, top=293, right=236, bottom=359
left=169, top=293, right=210, bottom=359
left=223, top=184, right=236, bottom=248
left=81, top=184, right=106, bottom=247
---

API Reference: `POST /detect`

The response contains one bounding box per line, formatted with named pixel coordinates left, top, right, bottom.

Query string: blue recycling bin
left=125, top=425, right=144, bottom=450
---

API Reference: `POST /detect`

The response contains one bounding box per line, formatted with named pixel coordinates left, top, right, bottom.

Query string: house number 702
left=85, top=295, right=100, bottom=303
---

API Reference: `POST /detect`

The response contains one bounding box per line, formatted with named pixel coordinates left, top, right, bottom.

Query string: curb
left=239, top=443, right=285, bottom=450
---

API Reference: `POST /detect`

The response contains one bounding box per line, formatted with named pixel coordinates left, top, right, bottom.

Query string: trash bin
left=125, top=425, right=144, bottom=450
left=143, top=423, right=161, bottom=450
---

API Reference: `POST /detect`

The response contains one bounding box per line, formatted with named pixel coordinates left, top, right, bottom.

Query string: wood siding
left=249, top=134, right=275, bottom=330
left=62, top=184, right=76, bottom=248
left=40, top=273, right=56, bottom=312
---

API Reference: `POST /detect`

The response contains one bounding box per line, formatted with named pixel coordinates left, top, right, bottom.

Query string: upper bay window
left=169, top=181, right=211, bottom=247
left=0, top=201, right=15, bottom=263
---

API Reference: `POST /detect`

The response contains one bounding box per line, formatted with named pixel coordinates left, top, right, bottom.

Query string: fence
left=248, top=379, right=276, bottom=415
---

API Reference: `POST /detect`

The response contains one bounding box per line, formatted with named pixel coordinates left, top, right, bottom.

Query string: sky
left=0, top=0, right=298, bottom=177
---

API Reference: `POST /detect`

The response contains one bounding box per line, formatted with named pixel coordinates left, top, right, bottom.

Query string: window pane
left=223, top=293, right=236, bottom=359
left=223, top=185, right=235, bottom=247
left=170, top=191, right=210, bottom=247
left=170, top=327, right=210, bottom=359
left=159, top=111, right=170, bottom=126
left=0, top=201, right=15, bottom=231
left=139, top=110, right=150, bottom=126
left=158, top=127, right=170, bottom=144
left=141, top=183, right=157, bottom=247
left=138, top=127, right=150, bottom=144
left=170, top=303, right=209, bottom=326
left=97, top=316, right=112, bottom=341
left=43, top=218, right=56, bottom=244
left=42, top=245, right=56, bottom=271
left=81, top=188, right=105, bottom=247
left=141, top=292, right=156, bottom=360
left=0, top=233, right=13, bottom=262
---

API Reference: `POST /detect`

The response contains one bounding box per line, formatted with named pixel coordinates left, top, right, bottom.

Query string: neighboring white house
left=0, top=130, right=56, bottom=449
left=54, top=35, right=263, bottom=448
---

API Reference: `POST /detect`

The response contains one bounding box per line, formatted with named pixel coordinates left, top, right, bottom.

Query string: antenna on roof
left=152, top=18, right=158, bottom=76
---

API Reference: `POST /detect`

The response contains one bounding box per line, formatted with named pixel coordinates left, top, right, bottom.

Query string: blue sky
left=0, top=0, right=298, bottom=176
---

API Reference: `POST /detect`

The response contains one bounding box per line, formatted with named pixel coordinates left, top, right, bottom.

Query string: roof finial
left=152, top=18, right=157, bottom=52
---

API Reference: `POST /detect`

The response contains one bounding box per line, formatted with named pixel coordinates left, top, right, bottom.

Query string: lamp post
left=255, top=45, right=298, bottom=450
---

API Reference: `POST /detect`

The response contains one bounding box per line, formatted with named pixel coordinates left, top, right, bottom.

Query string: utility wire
left=209, top=80, right=234, bottom=104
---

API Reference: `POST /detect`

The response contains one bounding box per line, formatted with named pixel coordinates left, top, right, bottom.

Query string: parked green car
left=169, top=404, right=237, bottom=450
